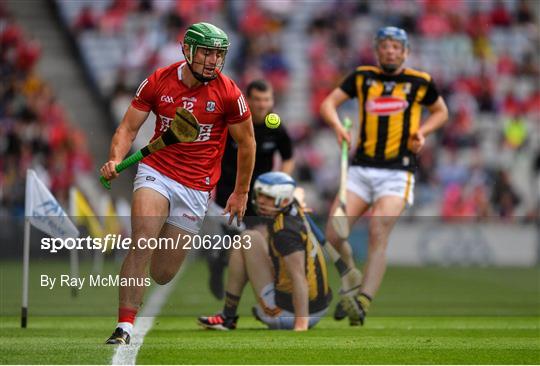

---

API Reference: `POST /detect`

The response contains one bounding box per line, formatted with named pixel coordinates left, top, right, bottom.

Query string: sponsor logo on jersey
left=206, top=101, right=216, bottom=112
left=262, top=141, right=276, bottom=151
left=183, top=213, right=197, bottom=222
left=366, top=96, right=409, bottom=116
left=146, top=176, right=156, bottom=182
left=181, top=96, right=196, bottom=112
left=194, top=124, right=214, bottom=142
left=158, top=114, right=172, bottom=132
left=160, top=95, right=174, bottom=103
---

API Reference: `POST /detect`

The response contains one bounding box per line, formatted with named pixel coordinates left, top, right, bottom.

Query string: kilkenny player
left=208, top=79, right=295, bottom=299
left=320, top=27, right=448, bottom=325
left=199, top=172, right=332, bottom=331
left=100, top=22, right=256, bottom=344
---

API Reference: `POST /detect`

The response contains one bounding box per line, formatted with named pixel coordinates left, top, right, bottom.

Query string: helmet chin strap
left=185, top=60, right=217, bottom=82
left=182, top=47, right=219, bottom=82
left=253, top=198, right=292, bottom=217
left=254, top=203, right=281, bottom=217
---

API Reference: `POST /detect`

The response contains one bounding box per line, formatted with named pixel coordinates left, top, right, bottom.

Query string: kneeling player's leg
left=221, top=245, right=248, bottom=316
left=255, top=307, right=329, bottom=330
left=197, top=247, right=249, bottom=330
left=241, top=230, right=278, bottom=313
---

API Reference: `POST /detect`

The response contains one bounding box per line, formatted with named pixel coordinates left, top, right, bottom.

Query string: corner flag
left=22, top=169, right=79, bottom=328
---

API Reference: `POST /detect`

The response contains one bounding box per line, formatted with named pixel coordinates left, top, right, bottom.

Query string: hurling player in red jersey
left=100, top=22, right=256, bottom=345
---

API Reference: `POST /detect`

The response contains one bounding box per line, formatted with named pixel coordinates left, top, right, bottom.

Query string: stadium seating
left=0, top=4, right=93, bottom=216
left=49, top=0, right=540, bottom=220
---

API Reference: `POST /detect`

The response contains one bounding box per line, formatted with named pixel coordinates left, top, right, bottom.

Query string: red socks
left=118, top=307, right=138, bottom=324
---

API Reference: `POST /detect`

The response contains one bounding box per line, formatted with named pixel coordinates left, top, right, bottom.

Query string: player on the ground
left=207, top=79, right=295, bottom=299
left=320, top=27, right=448, bottom=325
left=100, top=22, right=256, bottom=344
left=198, top=172, right=332, bottom=331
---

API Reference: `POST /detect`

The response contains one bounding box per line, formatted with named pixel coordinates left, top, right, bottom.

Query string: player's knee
left=132, top=216, right=164, bottom=235
left=149, top=266, right=175, bottom=285
left=243, top=229, right=265, bottom=247
left=125, top=243, right=153, bottom=263
left=228, top=245, right=243, bottom=263
left=325, top=226, right=342, bottom=246
left=368, top=222, right=390, bottom=247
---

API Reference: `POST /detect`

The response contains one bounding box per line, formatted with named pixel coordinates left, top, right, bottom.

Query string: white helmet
left=252, top=172, right=296, bottom=215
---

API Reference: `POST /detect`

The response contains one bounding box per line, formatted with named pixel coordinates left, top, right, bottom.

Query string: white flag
left=25, top=169, right=79, bottom=239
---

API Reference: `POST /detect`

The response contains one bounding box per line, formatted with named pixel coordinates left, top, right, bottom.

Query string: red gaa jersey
left=131, top=61, right=251, bottom=191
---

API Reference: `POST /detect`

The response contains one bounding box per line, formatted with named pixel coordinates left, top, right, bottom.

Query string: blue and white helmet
left=252, top=172, right=296, bottom=209
left=374, top=26, right=409, bottom=49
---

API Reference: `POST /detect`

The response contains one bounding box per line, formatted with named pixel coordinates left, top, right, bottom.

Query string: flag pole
left=21, top=217, right=30, bottom=328
left=69, top=187, right=79, bottom=298
left=22, top=169, right=80, bottom=327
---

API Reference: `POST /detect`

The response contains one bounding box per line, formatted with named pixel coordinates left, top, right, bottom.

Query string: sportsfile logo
left=366, top=96, right=409, bottom=116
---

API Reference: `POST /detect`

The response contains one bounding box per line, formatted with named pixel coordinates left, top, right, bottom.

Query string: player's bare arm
left=225, top=117, right=256, bottom=225
left=100, top=105, right=149, bottom=180
left=409, top=96, right=448, bottom=154
left=320, top=88, right=351, bottom=146
left=283, top=250, right=309, bottom=331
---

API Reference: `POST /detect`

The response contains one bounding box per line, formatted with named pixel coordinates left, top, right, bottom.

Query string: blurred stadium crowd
left=1, top=0, right=539, bottom=222
left=0, top=3, right=93, bottom=216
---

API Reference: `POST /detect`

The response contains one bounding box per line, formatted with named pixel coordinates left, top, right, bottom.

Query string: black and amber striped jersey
left=268, top=205, right=332, bottom=313
left=340, top=66, right=440, bottom=172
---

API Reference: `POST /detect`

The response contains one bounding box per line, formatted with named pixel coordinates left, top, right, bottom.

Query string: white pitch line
left=111, top=268, right=183, bottom=365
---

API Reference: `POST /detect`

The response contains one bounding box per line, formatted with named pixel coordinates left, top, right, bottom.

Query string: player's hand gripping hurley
left=332, top=117, right=352, bottom=239
left=99, top=107, right=200, bottom=189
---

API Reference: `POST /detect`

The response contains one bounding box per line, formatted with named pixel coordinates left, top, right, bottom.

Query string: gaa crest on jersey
left=402, top=82, right=412, bottom=94
left=160, top=95, right=174, bottom=103
left=383, top=81, right=396, bottom=93
left=206, top=101, right=216, bottom=112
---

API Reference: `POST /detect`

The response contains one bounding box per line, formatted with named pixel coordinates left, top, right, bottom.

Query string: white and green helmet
left=183, top=22, right=230, bottom=81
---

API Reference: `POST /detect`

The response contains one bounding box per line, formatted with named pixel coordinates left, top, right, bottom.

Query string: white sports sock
left=117, top=322, right=133, bottom=336
left=259, top=283, right=276, bottom=309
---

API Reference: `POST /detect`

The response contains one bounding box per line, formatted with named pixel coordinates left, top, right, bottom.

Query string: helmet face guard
left=374, top=26, right=409, bottom=73
left=251, top=172, right=296, bottom=217
left=183, top=22, right=230, bottom=82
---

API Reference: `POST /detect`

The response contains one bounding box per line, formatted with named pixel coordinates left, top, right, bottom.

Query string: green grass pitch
left=1, top=259, right=539, bottom=364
